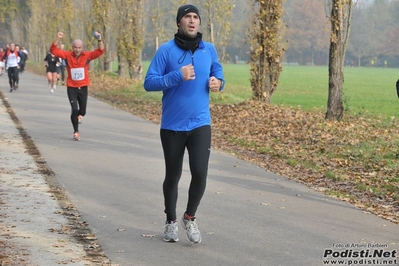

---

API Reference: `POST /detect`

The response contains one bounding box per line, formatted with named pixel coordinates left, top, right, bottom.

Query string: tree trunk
left=249, top=0, right=284, bottom=104
left=97, top=24, right=111, bottom=72
left=128, top=54, right=143, bottom=80
left=114, top=0, right=143, bottom=80
left=117, top=54, right=128, bottom=77
left=325, top=0, right=353, bottom=120
left=101, top=11, right=115, bottom=73
left=311, top=45, right=314, bottom=66
left=129, top=65, right=142, bottom=80
left=326, top=41, right=344, bottom=120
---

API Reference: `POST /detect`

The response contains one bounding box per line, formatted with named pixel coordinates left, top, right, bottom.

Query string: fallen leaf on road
left=141, top=234, right=156, bottom=238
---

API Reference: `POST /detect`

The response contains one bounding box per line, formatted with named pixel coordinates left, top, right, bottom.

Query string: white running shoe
left=163, top=221, right=179, bottom=242
left=73, top=132, right=80, bottom=141
left=181, top=215, right=202, bottom=244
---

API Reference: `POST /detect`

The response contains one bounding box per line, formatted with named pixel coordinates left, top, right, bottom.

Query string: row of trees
left=348, top=0, right=399, bottom=67
left=286, top=0, right=399, bottom=67
left=2, top=0, right=397, bottom=67
left=0, top=0, right=364, bottom=120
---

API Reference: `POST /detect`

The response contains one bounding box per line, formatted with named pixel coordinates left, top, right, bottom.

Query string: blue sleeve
left=144, top=46, right=184, bottom=92
left=209, top=44, right=225, bottom=91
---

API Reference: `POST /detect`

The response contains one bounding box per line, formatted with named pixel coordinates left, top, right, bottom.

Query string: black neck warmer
left=174, top=31, right=202, bottom=52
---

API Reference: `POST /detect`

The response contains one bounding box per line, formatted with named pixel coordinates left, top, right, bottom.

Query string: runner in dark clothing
left=18, top=45, right=28, bottom=74
left=2, top=42, right=20, bottom=92
left=59, top=44, right=66, bottom=85
left=44, top=51, right=60, bottom=93
left=144, top=4, right=225, bottom=244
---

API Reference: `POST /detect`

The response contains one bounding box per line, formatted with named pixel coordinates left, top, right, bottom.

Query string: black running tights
left=67, top=87, right=88, bottom=133
left=7, top=67, right=19, bottom=88
left=160, top=125, right=211, bottom=222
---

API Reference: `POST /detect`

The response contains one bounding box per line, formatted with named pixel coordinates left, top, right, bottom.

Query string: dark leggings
left=60, top=65, right=65, bottom=82
left=7, top=67, right=19, bottom=87
left=160, top=125, right=211, bottom=222
left=67, top=87, right=88, bottom=132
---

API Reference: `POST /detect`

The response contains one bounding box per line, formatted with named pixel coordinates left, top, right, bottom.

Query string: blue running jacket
left=144, top=39, right=225, bottom=131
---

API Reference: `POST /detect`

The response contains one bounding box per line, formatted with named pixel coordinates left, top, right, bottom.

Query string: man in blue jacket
left=144, top=3, right=225, bottom=244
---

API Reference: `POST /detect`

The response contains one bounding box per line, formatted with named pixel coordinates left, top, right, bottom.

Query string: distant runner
left=50, top=31, right=105, bottom=141
left=2, top=42, right=20, bottom=92
left=44, top=51, right=60, bottom=93
left=0, top=48, right=5, bottom=76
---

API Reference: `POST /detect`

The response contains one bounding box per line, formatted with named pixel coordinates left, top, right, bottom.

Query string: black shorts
left=46, top=66, right=57, bottom=73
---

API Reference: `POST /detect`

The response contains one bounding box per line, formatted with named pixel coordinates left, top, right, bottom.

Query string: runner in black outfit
left=44, top=51, right=60, bottom=93
left=2, top=42, right=20, bottom=92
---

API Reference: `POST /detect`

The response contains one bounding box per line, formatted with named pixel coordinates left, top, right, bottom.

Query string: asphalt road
left=1, top=71, right=398, bottom=266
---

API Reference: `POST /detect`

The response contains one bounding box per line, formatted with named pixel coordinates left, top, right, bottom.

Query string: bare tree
left=346, top=5, right=372, bottom=67
left=205, top=0, right=235, bottom=62
left=249, top=0, right=285, bottom=103
left=0, top=0, right=18, bottom=42
left=26, top=0, right=81, bottom=62
left=285, top=0, right=330, bottom=65
left=148, top=0, right=168, bottom=51
left=92, top=0, right=113, bottom=72
left=115, top=0, right=144, bottom=80
left=325, top=0, right=355, bottom=120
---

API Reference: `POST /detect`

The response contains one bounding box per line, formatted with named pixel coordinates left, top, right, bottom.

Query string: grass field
left=28, top=60, right=399, bottom=119
left=131, top=62, right=399, bottom=119
left=276, top=66, right=399, bottom=118
left=217, top=64, right=399, bottom=117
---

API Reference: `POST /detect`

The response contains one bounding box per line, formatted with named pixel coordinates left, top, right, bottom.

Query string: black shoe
left=10, top=87, right=13, bottom=92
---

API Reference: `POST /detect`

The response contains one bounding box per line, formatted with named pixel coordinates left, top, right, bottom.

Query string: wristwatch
left=218, top=79, right=224, bottom=89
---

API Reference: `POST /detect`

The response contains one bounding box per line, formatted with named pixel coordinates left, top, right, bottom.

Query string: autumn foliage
left=211, top=101, right=399, bottom=225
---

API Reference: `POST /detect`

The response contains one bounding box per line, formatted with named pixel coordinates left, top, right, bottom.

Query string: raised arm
left=53, top=32, right=64, bottom=46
